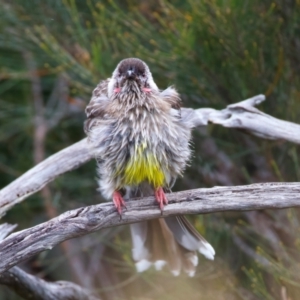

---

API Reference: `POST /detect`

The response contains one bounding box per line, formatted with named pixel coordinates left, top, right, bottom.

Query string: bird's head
left=107, top=58, right=159, bottom=97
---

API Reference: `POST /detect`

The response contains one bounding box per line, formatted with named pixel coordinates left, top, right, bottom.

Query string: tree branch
left=1, top=94, right=300, bottom=218
left=0, top=224, right=99, bottom=300
left=194, top=94, right=300, bottom=143
left=1, top=182, right=300, bottom=273
left=0, top=138, right=91, bottom=218
left=0, top=268, right=99, bottom=300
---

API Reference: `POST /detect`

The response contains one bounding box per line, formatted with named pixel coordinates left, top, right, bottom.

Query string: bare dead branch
left=1, top=182, right=300, bottom=273
left=0, top=138, right=92, bottom=218
left=0, top=223, right=17, bottom=241
left=0, top=224, right=99, bottom=300
left=193, top=95, right=300, bottom=143
left=0, top=267, right=99, bottom=300
left=1, top=94, right=300, bottom=219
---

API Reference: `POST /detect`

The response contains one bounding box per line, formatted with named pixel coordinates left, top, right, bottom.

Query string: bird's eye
left=118, top=73, right=122, bottom=77
left=141, top=73, right=146, bottom=77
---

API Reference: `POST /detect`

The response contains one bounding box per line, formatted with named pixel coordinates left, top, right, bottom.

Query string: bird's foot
left=113, top=191, right=127, bottom=216
left=155, top=187, right=168, bottom=213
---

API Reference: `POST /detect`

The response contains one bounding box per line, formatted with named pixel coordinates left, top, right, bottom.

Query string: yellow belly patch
left=123, top=143, right=165, bottom=188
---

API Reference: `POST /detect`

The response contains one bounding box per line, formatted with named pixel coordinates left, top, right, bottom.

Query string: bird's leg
left=113, top=191, right=127, bottom=215
left=155, top=187, right=168, bottom=212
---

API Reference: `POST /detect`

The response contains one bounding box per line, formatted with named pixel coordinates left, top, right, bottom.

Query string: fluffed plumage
left=85, top=58, right=215, bottom=276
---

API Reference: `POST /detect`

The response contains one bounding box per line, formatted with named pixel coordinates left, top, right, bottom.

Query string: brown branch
left=0, top=224, right=99, bottom=300
left=24, top=51, right=58, bottom=220
left=1, top=94, right=300, bottom=219
left=1, top=182, right=300, bottom=273
left=24, top=53, right=91, bottom=288
left=23, top=51, right=48, bottom=165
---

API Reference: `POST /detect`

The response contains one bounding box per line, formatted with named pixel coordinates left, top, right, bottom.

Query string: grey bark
left=1, top=182, right=300, bottom=273
left=193, top=94, right=300, bottom=143
left=0, top=138, right=91, bottom=218
left=1, top=94, right=300, bottom=218
left=0, top=268, right=99, bottom=300
left=0, top=224, right=99, bottom=300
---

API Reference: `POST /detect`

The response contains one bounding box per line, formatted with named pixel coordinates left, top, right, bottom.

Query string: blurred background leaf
left=0, top=0, right=300, bottom=299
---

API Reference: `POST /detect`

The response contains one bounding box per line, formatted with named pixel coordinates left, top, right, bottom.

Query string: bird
left=84, top=58, right=215, bottom=276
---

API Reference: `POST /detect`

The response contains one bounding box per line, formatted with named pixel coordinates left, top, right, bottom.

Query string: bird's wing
left=159, top=86, right=181, bottom=110
left=84, top=79, right=111, bottom=134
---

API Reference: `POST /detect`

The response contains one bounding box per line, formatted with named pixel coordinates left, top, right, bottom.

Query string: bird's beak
left=126, top=69, right=136, bottom=80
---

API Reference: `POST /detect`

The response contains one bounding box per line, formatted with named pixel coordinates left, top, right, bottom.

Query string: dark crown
left=118, top=58, right=146, bottom=76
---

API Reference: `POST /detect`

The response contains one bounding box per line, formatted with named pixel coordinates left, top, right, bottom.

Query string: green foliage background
left=0, top=0, right=300, bottom=299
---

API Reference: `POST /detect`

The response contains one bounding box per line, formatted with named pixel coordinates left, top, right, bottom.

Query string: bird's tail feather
left=130, top=216, right=215, bottom=277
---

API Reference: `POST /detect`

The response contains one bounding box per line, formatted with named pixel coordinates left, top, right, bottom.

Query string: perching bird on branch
left=84, top=58, right=215, bottom=276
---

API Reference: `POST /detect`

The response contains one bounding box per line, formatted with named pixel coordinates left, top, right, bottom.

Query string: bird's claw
left=113, top=191, right=127, bottom=218
left=155, top=187, right=168, bottom=214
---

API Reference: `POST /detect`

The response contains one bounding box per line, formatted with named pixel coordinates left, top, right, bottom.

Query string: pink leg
left=155, top=187, right=168, bottom=211
left=113, top=191, right=127, bottom=215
